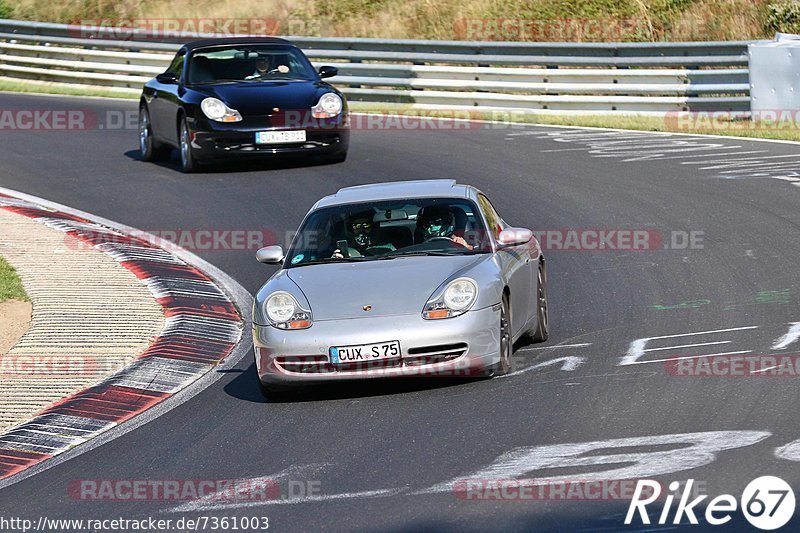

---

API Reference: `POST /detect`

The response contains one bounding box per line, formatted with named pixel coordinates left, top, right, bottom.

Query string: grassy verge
left=0, top=79, right=137, bottom=100
left=1, top=79, right=798, bottom=142
left=348, top=103, right=800, bottom=142
left=0, top=257, right=28, bottom=302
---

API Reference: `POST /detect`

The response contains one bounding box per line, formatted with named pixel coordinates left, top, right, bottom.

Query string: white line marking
left=637, top=325, right=759, bottom=342
left=643, top=340, right=731, bottom=353
left=170, top=464, right=333, bottom=513
left=171, top=488, right=407, bottom=512
left=751, top=365, right=779, bottom=374
left=419, top=431, right=771, bottom=495
left=624, top=350, right=752, bottom=365
left=517, top=342, right=591, bottom=351
left=772, top=323, right=800, bottom=350
left=621, top=326, right=758, bottom=366
left=500, top=356, right=585, bottom=378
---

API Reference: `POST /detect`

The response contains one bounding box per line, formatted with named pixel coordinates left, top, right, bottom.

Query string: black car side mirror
left=156, top=72, right=179, bottom=84
left=318, top=66, right=338, bottom=79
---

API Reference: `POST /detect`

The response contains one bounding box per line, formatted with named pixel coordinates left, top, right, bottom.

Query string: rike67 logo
left=625, top=476, right=795, bottom=530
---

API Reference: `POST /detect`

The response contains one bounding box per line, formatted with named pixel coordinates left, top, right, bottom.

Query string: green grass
left=0, top=257, right=28, bottom=302
left=0, top=79, right=137, bottom=100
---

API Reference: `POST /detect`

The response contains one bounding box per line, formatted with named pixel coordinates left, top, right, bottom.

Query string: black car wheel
left=531, top=261, right=550, bottom=342
left=179, top=117, right=199, bottom=173
left=322, top=150, right=348, bottom=164
left=139, top=106, right=170, bottom=162
left=258, top=380, right=296, bottom=401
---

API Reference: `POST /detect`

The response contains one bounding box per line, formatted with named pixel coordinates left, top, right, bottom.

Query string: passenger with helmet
left=416, top=205, right=473, bottom=249
left=331, top=210, right=395, bottom=258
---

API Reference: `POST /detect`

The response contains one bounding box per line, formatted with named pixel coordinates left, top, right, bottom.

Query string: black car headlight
left=200, top=97, right=242, bottom=123
left=312, top=93, right=343, bottom=118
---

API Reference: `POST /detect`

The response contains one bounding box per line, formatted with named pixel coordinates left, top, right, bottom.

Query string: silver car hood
left=286, top=255, right=486, bottom=320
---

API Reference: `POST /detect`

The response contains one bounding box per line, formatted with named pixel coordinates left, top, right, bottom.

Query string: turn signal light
left=288, top=320, right=312, bottom=329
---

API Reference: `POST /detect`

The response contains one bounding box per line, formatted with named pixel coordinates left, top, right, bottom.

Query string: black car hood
left=191, top=81, right=323, bottom=116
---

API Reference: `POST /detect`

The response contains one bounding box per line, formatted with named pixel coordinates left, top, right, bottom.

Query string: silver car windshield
left=285, top=198, right=492, bottom=267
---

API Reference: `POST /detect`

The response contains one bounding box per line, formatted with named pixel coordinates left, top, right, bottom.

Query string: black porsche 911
left=139, top=37, right=350, bottom=172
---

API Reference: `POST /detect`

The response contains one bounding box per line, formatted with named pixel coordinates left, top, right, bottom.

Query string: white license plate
left=255, top=130, right=306, bottom=144
left=330, top=340, right=401, bottom=364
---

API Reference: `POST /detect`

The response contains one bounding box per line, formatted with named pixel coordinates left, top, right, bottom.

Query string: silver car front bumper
left=254, top=304, right=501, bottom=385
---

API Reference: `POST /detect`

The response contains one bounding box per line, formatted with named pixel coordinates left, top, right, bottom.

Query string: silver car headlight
left=422, top=277, right=478, bottom=320
left=265, top=291, right=312, bottom=329
left=312, top=93, right=342, bottom=118
left=200, top=97, right=242, bottom=123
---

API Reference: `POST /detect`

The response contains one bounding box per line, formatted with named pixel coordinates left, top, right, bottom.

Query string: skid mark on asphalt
left=168, top=463, right=338, bottom=513
left=509, top=129, right=800, bottom=183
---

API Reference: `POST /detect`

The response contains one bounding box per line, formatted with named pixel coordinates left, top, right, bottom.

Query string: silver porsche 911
left=252, top=179, right=549, bottom=397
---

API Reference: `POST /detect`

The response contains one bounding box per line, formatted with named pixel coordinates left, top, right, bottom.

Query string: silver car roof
left=313, top=180, right=474, bottom=209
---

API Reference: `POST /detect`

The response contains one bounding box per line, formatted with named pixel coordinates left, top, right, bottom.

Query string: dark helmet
left=417, top=205, right=455, bottom=240
left=347, top=209, right=375, bottom=247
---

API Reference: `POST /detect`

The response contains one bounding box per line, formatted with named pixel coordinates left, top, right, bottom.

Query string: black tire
left=139, top=106, right=170, bottom=162
left=258, top=380, right=296, bottom=401
left=498, top=294, right=514, bottom=375
left=322, top=150, right=347, bottom=164
left=179, top=116, right=200, bottom=173
left=482, top=294, right=513, bottom=378
left=531, top=261, right=550, bottom=342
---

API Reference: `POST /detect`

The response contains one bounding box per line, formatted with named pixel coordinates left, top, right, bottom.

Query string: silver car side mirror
left=497, top=227, right=533, bottom=247
left=256, top=245, right=284, bottom=264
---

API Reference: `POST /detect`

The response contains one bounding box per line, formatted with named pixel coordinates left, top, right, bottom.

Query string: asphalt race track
left=2, top=92, right=800, bottom=531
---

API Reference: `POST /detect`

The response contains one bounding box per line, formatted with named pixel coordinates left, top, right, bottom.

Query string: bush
left=0, top=0, right=12, bottom=19
left=766, top=0, right=800, bottom=34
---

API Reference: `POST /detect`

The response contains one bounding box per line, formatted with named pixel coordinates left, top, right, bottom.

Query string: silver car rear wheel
left=531, top=262, right=549, bottom=342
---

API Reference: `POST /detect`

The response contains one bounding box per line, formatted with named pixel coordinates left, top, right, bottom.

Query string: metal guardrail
left=0, top=18, right=756, bottom=113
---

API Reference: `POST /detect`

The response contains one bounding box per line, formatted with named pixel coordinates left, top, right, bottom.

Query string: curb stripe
left=0, top=192, right=244, bottom=481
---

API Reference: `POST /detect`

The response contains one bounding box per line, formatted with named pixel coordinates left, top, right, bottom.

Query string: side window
left=477, top=194, right=505, bottom=240
left=166, top=52, right=185, bottom=78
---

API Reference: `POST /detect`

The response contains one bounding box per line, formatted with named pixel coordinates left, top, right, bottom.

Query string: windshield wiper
left=290, top=256, right=374, bottom=267
left=388, top=250, right=484, bottom=258
left=192, top=78, right=242, bottom=85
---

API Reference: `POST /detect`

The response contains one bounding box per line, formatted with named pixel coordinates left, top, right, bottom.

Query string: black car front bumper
left=188, top=114, right=349, bottom=160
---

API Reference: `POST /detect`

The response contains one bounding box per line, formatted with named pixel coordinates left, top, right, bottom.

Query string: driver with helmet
left=416, top=205, right=472, bottom=249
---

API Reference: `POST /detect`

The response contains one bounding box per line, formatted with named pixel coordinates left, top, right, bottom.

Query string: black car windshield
left=285, top=198, right=493, bottom=267
left=187, top=45, right=317, bottom=84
